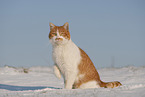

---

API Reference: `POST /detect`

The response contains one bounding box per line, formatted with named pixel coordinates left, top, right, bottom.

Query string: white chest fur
left=52, top=40, right=81, bottom=75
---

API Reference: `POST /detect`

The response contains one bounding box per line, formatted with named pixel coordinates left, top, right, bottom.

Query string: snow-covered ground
left=0, top=65, right=145, bottom=97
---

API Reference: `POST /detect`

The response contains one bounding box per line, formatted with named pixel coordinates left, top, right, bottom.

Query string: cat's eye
left=60, top=33, right=65, bottom=36
left=52, top=33, right=57, bottom=36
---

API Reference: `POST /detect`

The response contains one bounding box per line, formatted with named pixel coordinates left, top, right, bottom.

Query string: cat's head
left=49, top=22, right=71, bottom=45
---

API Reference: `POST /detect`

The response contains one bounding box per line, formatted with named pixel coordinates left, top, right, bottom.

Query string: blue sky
left=0, top=0, right=145, bottom=68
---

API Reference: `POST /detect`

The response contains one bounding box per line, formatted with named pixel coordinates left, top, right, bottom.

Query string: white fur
left=56, top=29, right=64, bottom=39
left=50, top=35, right=81, bottom=89
left=75, top=74, right=85, bottom=83
left=53, top=65, right=61, bottom=79
left=79, top=81, right=100, bottom=89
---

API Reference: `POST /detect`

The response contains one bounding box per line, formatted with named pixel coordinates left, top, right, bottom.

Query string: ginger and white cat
left=49, top=22, right=122, bottom=89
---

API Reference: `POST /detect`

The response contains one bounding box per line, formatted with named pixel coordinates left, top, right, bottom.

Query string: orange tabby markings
left=101, top=81, right=122, bottom=88
left=49, top=23, right=70, bottom=40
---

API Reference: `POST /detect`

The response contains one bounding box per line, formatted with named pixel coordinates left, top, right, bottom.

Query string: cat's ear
left=63, top=22, right=69, bottom=31
left=49, top=23, right=55, bottom=30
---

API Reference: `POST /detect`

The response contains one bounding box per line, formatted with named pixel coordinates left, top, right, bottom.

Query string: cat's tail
left=100, top=81, right=122, bottom=88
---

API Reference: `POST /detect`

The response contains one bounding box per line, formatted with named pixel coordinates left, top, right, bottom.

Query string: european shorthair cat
left=49, top=22, right=122, bottom=89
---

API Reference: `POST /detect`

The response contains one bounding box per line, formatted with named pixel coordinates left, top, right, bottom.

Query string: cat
left=49, top=22, right=122, bottom=89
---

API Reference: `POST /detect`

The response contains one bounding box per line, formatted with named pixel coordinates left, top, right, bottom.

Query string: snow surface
left=0, top=66, right=145, bottom=97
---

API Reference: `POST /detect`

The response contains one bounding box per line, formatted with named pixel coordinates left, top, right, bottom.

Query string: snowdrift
left=0, top=66, right=145, bottom=97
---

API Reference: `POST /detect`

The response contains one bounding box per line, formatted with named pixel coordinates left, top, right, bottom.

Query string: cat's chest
left=52, top=42, right=81, bottom=71
left=52, top=46, right=66, bottom=64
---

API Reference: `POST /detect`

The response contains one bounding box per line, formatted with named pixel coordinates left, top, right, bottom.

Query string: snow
left=0, top=66, right=145, bottom=97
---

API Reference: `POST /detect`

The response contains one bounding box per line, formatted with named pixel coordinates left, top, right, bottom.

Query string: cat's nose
left=55, top=38, right=63, bottom=41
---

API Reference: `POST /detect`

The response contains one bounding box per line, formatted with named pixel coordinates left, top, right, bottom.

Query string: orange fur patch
left=100, top=81, right=122, bottom=88
left=73, top=48, right=101, bottom=88
left=73, top=48, right=122, bottom=89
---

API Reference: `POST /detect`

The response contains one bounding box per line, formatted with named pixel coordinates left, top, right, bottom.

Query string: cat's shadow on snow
left=0, top=84, right=61, bottom=91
